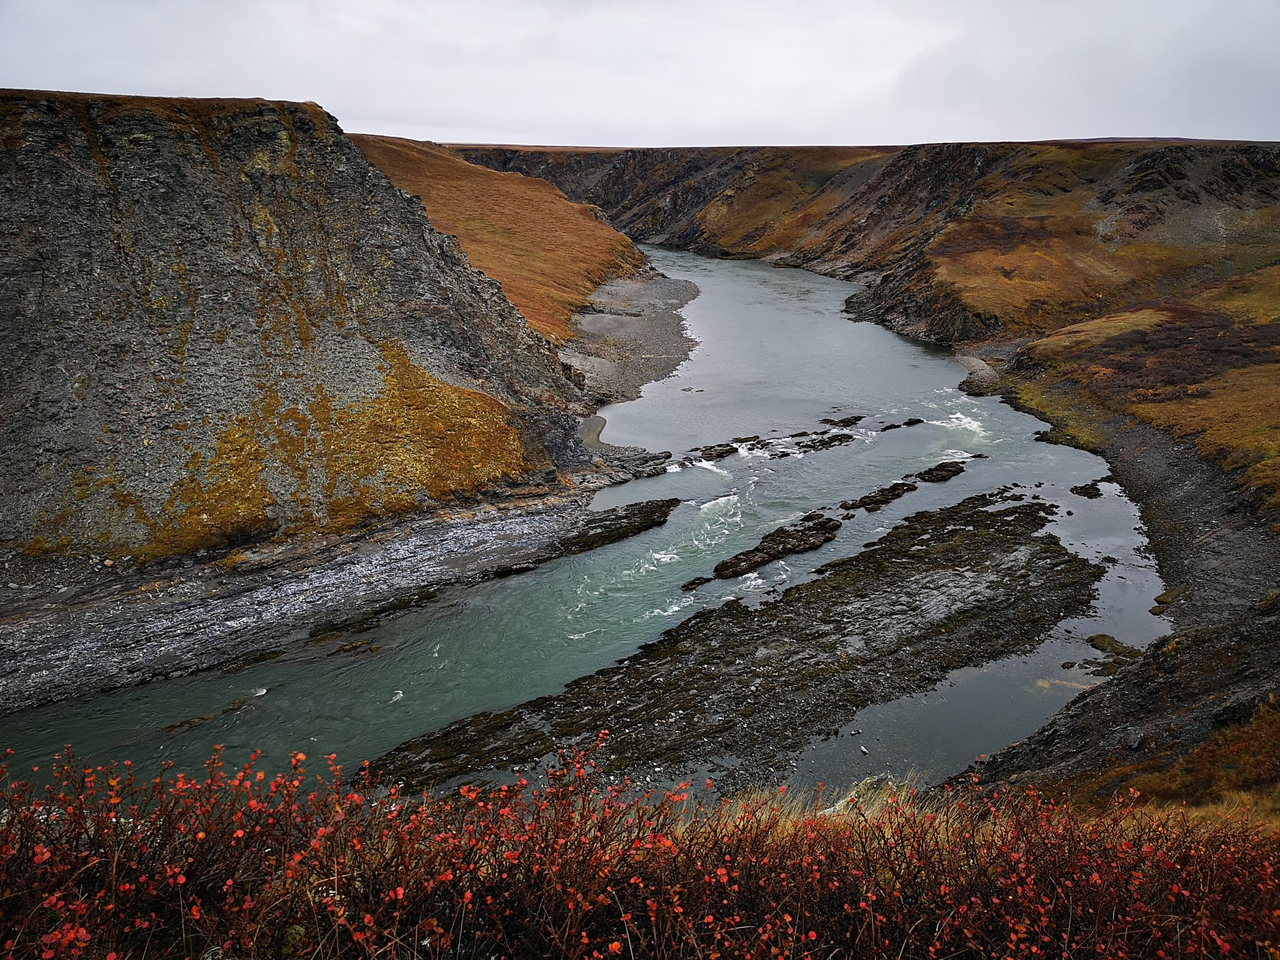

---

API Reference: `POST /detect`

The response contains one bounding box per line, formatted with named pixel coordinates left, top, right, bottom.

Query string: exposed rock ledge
left=0, top=485, right=679, bottom=716
left=955, top=355, right=1001, bottom=396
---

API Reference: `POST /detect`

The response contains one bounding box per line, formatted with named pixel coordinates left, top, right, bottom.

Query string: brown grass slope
left=351, top=135, right=641, bottom=341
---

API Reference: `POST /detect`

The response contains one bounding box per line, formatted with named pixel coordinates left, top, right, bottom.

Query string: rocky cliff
left=463, top=141, right=1280, bottom=339
left=0, top=91, right=587, bottom=562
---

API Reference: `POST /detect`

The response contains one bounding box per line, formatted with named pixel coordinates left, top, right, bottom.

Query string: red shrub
left=2, top=739, right=1278, bottom=958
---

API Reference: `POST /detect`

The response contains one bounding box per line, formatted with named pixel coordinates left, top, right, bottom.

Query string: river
left=3, top=248, right=1169, bottom=787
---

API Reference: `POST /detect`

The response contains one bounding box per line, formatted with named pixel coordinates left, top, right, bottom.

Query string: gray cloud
left=2, top=0, right=1276, bottom=145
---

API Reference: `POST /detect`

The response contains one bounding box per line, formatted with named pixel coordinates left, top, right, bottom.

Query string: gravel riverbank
left=559, top=267, right=699, bottom=406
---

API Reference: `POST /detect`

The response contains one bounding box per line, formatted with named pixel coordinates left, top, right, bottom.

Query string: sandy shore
left=559, top=267, right=698, bottom=405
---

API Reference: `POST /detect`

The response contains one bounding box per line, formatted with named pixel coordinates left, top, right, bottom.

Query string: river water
left=4, top=249, right=1169, bottom=787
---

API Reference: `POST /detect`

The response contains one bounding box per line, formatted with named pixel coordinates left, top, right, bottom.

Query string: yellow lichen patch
left=139, top=343, right=535, bottom=557
left=350, top=135, right=642, bottom=340
left=1132, top=363, right=1280, bottom=508
left=145, top=418, right=279, bottom=560
left=345, top=340, right=529, bottom=497
left=1024, top=309, right=1172, bottom=363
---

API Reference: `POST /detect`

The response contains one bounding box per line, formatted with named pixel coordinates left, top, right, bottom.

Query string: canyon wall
left=0, top=92, right=589, bottom=561
left=463, top=141, right=1280, bottom=510
left=464, top=142, right=1280, bottom=338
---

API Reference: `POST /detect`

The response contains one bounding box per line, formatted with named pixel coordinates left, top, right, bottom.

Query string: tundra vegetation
left=3, top=742, right=1279, bottom=959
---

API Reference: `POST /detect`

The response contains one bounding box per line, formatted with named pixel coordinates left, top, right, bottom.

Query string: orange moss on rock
left=144, top=343, right=530, bottom=558
left=351, top=135, right=641, bottom=340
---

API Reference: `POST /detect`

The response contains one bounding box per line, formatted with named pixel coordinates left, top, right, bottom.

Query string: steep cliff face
left=0, top=91, right=586, bottom=561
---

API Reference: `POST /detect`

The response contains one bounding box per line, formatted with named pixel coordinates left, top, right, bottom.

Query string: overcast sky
left=3, top=0, right=1278, bottom=146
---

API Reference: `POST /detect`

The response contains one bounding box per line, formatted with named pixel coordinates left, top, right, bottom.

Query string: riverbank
left=957, top=368, right=1280, bottom=800
left=559, top=266, right=699, bottom=405
left=0, top=270, right=699, bottom=718
left=378, top=487, right=1103, bottom=794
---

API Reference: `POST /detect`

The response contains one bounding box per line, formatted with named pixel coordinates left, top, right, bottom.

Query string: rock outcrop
left=0, top=91, right=587, bottom=561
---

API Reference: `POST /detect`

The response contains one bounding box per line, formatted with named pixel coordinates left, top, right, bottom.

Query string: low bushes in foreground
left=3, top=737, right=1279, bottom=959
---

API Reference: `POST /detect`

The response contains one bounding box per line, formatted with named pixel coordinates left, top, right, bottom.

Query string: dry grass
left=1191, top=262, right=1280, bottom=323
left=1019, top=250, right=1280, bottom=509
left=1133, top=362, right=1280, bottom=508
left=692, top=147, right=889, bottom=254
left=352, top=135, right=642, bottom=340
left=1067, top=705, right=1280, bottom=832
left=1024, top=308, right=1171, bottom=362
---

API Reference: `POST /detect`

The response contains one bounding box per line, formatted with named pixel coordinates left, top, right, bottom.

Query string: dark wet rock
left=973, top=607, right=1280, bottom=792
left=904, top=417, right=925, bottom=427
left=880, top=422, right=903, bottom=432
left=820, top=415, right=866, bottom=428
left=1070, top=481, right=1105, bottom=499
left=710, top=512, right=842, bottom=581
left=681, top=576, right=714, bottom=593
left=841, top=481, right=918, bottom=513
left=796, top=432, right=860, bottom=453
left=698, top=443, right=739, bottom=461
left=560, top=499, right=681, bottom=555
left=1077, top=633, right=1144, bottom=677
left=377, top=492, right=1102, bottom=793
left=913, top=461, right=966, bottom=483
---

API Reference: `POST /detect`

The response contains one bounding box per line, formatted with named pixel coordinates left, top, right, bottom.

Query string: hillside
left=350, top=135, right=642, bottom=341
left=0, top=91, right=588, bottom=563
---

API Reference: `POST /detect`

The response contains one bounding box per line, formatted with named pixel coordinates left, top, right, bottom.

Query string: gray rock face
left=0, top=91, right=585, bottom=560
